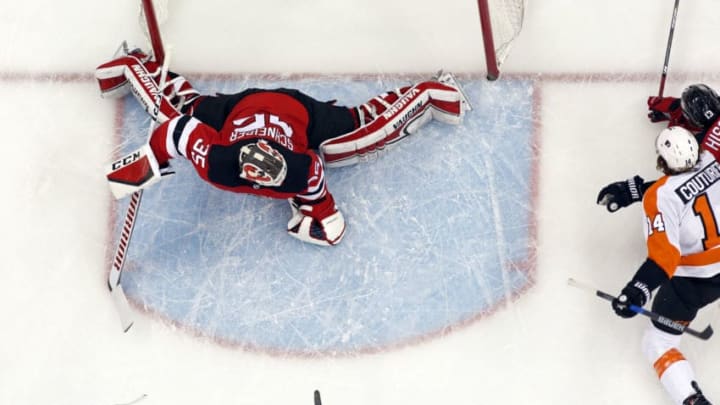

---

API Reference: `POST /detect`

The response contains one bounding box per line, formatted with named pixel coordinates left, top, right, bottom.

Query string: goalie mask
left=655, top=126, right=699, bottom=174
left=681, top=84, right=720, bottom=129
left=238, top=140, right=288, bottom=187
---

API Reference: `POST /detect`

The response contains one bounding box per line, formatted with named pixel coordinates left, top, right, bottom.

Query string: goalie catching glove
left=287, top=194, right=346, bottom=246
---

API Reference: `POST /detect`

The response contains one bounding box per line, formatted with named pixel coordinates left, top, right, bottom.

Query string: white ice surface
left=1, top=1, right=720, bottom=404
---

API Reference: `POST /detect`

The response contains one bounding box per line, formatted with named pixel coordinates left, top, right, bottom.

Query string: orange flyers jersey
left=643, top=150, right=720, bottom=279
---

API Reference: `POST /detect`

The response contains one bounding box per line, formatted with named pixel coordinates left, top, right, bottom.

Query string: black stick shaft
left=568, top=278, right=713, bottom=340
left=658, top=0, right=680, bottom=97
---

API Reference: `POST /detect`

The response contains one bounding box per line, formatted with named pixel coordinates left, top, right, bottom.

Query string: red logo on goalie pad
left=108, top=154, right=154, bottom=186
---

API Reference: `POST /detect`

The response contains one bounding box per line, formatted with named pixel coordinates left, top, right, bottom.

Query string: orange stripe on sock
left=653, top=348, right=686, bottom=378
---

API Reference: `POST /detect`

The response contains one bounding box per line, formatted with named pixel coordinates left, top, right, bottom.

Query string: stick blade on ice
left=111, top=285, right=135, bottom=332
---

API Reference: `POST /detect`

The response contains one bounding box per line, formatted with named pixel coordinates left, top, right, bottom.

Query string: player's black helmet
left=681, top=84, right=720, bottom=129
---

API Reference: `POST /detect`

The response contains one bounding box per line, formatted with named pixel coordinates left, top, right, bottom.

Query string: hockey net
left=140, top=0, right=526, bottom=81
left=477, top=0, right=527, bottom=80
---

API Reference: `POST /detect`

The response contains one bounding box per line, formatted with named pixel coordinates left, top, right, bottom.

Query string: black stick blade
left=314, top=390, right=322, bottom=405
left=695, top=325, right=714, bottom=340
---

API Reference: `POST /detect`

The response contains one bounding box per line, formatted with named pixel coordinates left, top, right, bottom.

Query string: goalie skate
left=112, top=41, right=155, bottom=64
left=434, top=70, right=473, bottom=112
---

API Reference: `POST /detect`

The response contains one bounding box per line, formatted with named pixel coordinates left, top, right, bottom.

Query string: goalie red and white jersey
left=643, top=150, right=720, bottom=279
left=148, top=91, right=322, bottom=199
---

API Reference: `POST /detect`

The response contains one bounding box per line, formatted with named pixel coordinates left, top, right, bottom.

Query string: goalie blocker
left=97, top=48, right=469, bottom=246
left=106, top=144, right=173, bottom=199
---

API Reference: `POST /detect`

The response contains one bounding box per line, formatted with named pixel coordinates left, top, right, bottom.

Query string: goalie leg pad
left=95, top=53, right=181, bottom=123
left=164, top=75, right=201, bottom=113
left=354, top=87, right=410, bottom=126
left=96, top=75, right=131, bottom=99
left=96, top=45, right=200, bottom=114
left=96, top=48, right=153, bottom=98
left=434, top=70, right=473, bottom=112
left=320, top=81, right=463, bottom=167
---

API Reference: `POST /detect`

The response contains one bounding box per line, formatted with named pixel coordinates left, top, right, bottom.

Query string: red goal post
left=139, top=0, right=167, bottom=65
left=477, top=0, right=527, bottom=80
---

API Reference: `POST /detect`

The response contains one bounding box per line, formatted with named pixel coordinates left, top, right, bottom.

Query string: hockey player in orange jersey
left=596, top=83, right=720, bottom=214
left=598, top=126, right=716, bottom=405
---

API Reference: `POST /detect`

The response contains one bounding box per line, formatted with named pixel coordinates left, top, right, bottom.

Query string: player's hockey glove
left=612, top=280, right=651, bottom=318
left=612, top=259, right=668, bottom=319
left=647, top=96, right=683, bottom=124
left=596, top=176, right=651, bottom=213
left=683, top=381, right=711, bottom=405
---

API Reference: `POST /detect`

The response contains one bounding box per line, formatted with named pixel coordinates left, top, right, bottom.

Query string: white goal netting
left=138, top=0, right=169, bottom=40
left=488, top=0, right=527, bottom=66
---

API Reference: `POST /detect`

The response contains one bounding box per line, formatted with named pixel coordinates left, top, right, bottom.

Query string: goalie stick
left=108, top=53, right=171, bottom=331
left=107, top=0, right=168, bottom=332
left=140, top=0, right=165, bottom=64
left=568, top=278, right=714, bottom=340
left=108, top=190, right=143, bottom=332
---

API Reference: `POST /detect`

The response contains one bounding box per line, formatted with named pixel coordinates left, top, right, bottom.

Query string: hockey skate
left=433, top=70, right=473, bottom=112
left=683, top=381, right=712, bottom=405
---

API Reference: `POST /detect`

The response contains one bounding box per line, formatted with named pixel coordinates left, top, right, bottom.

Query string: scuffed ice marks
left=111, top=76, right=537, bottom=354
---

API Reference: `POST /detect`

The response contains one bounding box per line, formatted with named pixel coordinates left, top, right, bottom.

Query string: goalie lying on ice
left=97, top=47, right=470, bottom=246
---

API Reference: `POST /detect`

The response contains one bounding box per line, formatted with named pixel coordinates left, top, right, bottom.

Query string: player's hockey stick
left=658, top=0, right=680, bottom=97
left=568, top=278, right=714, bottom=340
